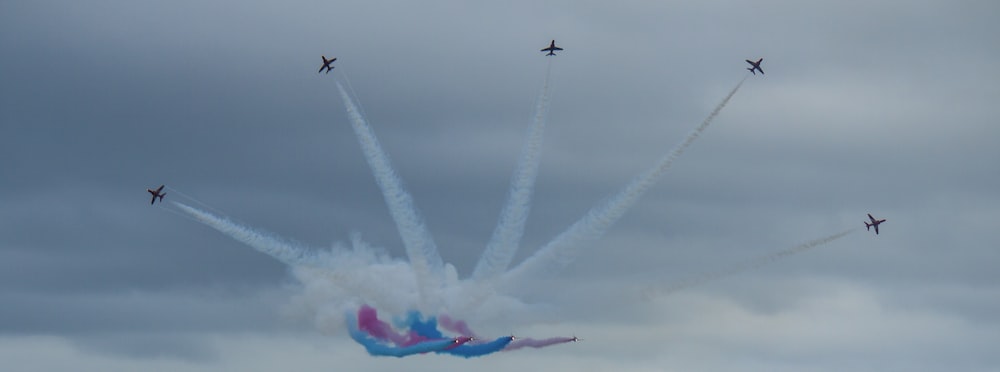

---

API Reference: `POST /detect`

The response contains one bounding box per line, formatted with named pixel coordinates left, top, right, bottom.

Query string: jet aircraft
left=541, top=40, right=563, bottom=56
left=443, top=336, right=475, bottom=350
left=147, top=185, right=166, bottom=205
left=745, top=58, right=764, bottom=75
left=865, top=213, right=886, bottom=235
left=318, top=56, right=336, bottom=74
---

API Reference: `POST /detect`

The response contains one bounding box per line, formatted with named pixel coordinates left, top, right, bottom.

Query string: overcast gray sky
left=2, top=0, right=999, bottom=370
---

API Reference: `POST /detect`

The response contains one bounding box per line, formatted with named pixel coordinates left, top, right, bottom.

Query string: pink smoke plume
left=438, top=314, right=478, bottom=338
left=357, top=305, right=427, bottom=346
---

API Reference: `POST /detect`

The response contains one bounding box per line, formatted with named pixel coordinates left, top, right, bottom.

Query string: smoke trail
left=337, top=68, right=370, bottom=120
left=503, top=76, right=749, bottom=284
left=473, top=58, right=554, bottom=282
left=352, top=305, right=571, bottom=358
left=438, top=314, right=478, bottom=338
left=173, top=202, right=314, bottom=266
left=401, top=309, right=444, bottom=339
left=442, top=336, right=514, bottom=358
left=357, top=305, right=425, bottom=346
left=439, top=314, right=575, bottom=351
left=163, top=185, right=226, bottom=217
left=504, top=337, right=576, bottom=351
left=354, top=306, right=509, bottom=358
left=645, top=229, right=856, bottom=297
left=347, top=314, right=458, bottom=357
left=336, top=81, right=444, bottom=306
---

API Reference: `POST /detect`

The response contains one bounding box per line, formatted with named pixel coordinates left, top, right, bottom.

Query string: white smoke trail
left=643, top=229, right=857, bottom=297
left=291, top=237, right=422, bottom=329
left=173, top=202, right=315, bottom=266
left=337, top=68, right=370, bottom=120
left=472, top=59, right=554, bottom=282
left=335, top=81, right=444, bottom=307
left=164, top=185, right=227, bottom=217
left=502, top=76, right=748, bottom=285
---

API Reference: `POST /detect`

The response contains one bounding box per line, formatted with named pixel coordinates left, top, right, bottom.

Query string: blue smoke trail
left=442, top=336, right=515, bottom=358
left=473, top=58, right=554, bottom=282
left=401, top=310, right=444, bottom=339
left=353, top=306, right=522, bottom=358
left=347, top=314, right=457, bottom=357
left=401, top=310, right=514, bottom=357
left=336, top=81, right=444, bottom=307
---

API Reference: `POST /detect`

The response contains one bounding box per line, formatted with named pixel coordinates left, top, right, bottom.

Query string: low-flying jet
left=570, top=336, right=583, bottom=342
left=541, top=40, right=563, bottom=56
left=865, top=213, right=886, bottom=235
left=318, top=55, right=336, bottom=74
left=147, top=185, right=166, bottom=205
left=745, top=58, right=764, bottom=75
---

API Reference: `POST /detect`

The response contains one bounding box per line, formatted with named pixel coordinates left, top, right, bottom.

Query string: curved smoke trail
left=336, top=82, right=445, bottom=307
left=173, top=202, right=315, bottom=266
left=473, top=59, right=554, bottom=282
left=644, top=229, right=857, bottom=297
left=347, top=314, right=459, bottom=358
left=502, top=76, right=749, bottom=285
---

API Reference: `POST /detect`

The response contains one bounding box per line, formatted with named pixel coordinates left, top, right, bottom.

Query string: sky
left=2, top=0, right=999, bottom=370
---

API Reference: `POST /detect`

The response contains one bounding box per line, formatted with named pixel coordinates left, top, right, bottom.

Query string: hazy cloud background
left=2, top=0, right=998, bottom=370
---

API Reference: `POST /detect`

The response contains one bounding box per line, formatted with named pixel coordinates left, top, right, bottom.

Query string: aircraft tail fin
left=865, top=222, right=871, bottom=230
left=159, top=193, right=166, bottom=202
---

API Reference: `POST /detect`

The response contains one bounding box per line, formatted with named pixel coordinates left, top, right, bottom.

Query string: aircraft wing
left=553, top=47, right=563, bottom=51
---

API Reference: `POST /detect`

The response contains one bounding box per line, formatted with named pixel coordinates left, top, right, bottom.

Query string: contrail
left=336, top=81, right=445, bottom=305
left=504, top=336, right=576, bottom=351
left=644, top=229, right=857, bottom=297
left=163, top=185, right=226, bottom=217
left=173, top=202, right=315, bottom=266
left=503, top=76, right=749, bottom=284
left=473, top=59, right=554, bottom=282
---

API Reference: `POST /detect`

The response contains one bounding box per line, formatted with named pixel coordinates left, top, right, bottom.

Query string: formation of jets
left=746, top=58, right=764, bottom=75
left=318, top=55, right=336, bottom=74
left=540, top=40, right=563, bottom=56
left=170, top=45, right=888, bottom=239
left=147, top=185, right=166, bottom=205
left=159, top=47, right=887, bottom=240
left=865, top=213, right=886, bottom=235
